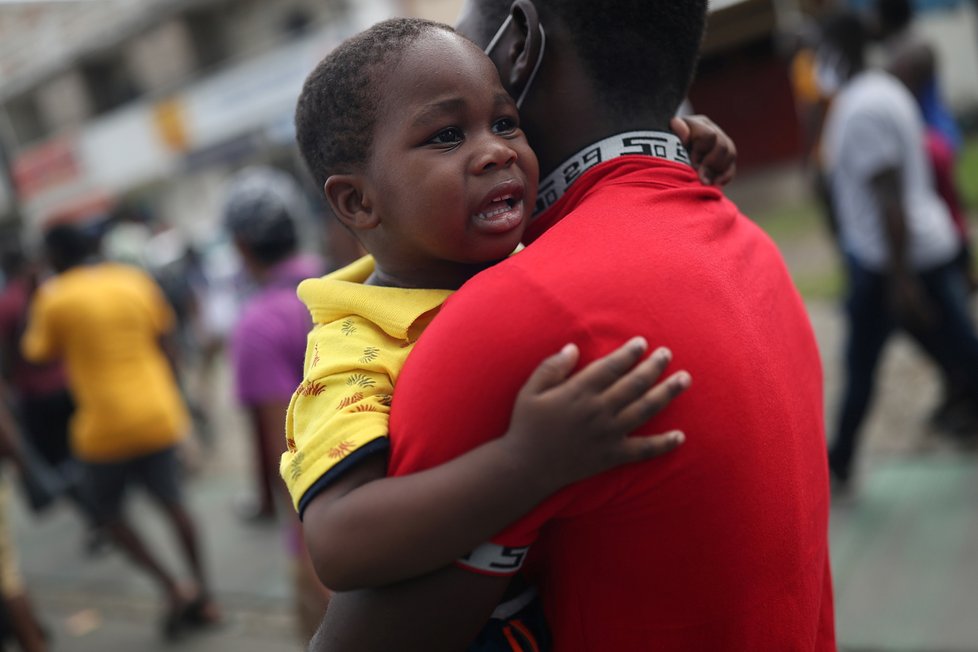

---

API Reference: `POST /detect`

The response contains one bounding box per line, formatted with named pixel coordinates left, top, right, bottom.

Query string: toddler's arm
left=301, top=337, right=690, bottom=591
left=672, top=115, right=737, bottom=186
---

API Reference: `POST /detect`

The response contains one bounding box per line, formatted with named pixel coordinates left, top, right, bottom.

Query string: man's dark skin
left=309, top=2, right=734, bottom=649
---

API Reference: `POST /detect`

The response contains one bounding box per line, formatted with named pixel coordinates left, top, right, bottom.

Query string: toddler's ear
left=325, top=175, right=379, bottom=231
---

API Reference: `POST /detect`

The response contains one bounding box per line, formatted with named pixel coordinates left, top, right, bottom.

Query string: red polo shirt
left=389, top=156, right=836, bottom=651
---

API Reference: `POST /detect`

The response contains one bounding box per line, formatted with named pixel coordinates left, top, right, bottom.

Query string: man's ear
left=507, top=0, right=543, bottom=97
left=324, top=175, right=379, bottom=232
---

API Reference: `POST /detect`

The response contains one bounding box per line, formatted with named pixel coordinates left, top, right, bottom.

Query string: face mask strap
left=484, top=14, right=513, bottom=56
left=484, top=15, right=547, bottom=110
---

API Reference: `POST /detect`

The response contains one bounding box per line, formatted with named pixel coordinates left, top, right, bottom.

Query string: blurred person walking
left=19, top=224, right=220, bottom=641
left=872, top=0, right=977, bottom=432
left=872, top=0, right=971, bottom=286
left=0, top=245, right=104, bottom=549
left=0, top=381, right=49, bottom=652
left=785, top=5, right=842, bottom=244
left=224, top=166, right=325, bottom=522
left=102, top=205, right=217, bottom=456
left=222, top=166, right=330, bottom=638
left=819, top=11, right=978, bottom=490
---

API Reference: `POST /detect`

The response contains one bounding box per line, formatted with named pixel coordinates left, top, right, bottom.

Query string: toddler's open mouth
left=473, top=182, right=526, bottom=234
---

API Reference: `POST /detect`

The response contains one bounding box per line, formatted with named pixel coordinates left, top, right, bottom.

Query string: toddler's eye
left=429, top=128, right=464, bottom=145
left=492, top=117, right=518, bottom=134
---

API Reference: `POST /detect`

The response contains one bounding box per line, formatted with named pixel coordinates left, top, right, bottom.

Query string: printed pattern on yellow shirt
left=280, top=256, right=452, bottom=512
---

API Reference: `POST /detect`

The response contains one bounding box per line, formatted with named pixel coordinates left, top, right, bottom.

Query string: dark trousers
left=19, top=389, right=74, bottom=466
left=829, top=255, right=978, bottom=477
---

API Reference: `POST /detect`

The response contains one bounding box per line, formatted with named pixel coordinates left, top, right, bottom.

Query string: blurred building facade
left=0, top=0, right=457, bottom=238
left=695, top=0, right=978, bottom=169
left=0, top=0, right=975, bottom=232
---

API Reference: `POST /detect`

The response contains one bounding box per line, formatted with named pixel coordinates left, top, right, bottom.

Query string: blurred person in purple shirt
left=224, top=166, right=324, bottom=521
left=223, top=166, right=331, bottom=639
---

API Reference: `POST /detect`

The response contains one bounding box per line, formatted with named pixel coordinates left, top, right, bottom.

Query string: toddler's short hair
left=295, top=17, right=455, bottom=190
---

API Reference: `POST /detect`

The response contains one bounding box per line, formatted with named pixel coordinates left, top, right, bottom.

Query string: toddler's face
left=362, top=29, right=539, bottom=271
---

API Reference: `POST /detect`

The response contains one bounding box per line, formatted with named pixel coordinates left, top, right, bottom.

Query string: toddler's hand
left=503, top=337, right=690, bottom=491
left=671, top=115, right=737, bottom=186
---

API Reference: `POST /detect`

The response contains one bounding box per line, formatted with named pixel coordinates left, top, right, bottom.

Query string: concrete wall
left=127, top=19, right=197, bottom=95
left=402, top=0, right=464, bottom=23
left=918, top=3, right=978, bottom=114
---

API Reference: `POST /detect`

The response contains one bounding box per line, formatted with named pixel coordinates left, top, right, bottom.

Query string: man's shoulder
left=411, top=256, right=579, bottom=357
left=841, top=71, right=907, bottom=112
left=447, top=255, right=565, bottom=322
left=33, top=274, right=74, bottom=309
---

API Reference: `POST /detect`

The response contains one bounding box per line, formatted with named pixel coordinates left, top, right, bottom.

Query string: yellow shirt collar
left=298, top=256, right=453, bottom=342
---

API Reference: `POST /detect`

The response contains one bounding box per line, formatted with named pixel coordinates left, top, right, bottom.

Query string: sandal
left=160, top=599, right=194, bottom=642
left=185, top=595, right=222, bottom=629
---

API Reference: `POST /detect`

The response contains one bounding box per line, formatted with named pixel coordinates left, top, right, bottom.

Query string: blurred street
left=5, top=167, right=978, bottom=651
left=8, top=357, right=302, bottom=651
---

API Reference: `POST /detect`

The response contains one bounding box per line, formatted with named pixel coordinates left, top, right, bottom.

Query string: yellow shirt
left=21, top=263, right=188, bottom=462
left=790, top=48, right=824, bottom=106
left=281, top=256, right=452, bottom=513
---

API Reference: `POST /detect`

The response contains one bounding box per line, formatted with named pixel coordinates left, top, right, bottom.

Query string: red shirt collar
left=523, top=148, right=699, bottom=244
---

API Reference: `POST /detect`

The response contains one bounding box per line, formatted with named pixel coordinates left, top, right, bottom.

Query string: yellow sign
left=153, top=98, right=189, bottom=152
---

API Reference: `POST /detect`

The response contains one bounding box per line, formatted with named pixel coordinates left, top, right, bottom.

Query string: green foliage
left=957, top=137, right=978, bottom=211
left=751, top=198, right=844, bottom=302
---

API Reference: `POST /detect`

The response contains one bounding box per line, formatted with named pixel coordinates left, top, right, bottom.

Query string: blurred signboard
left=153, top=98, right=190, bottom=152
left=83, top=101, right=178, bottom=192
left=11, top=137, right=80, bottom=202
left=10, top=14, right=399, bottom=228
left=182, top=35, right=318, bottom=151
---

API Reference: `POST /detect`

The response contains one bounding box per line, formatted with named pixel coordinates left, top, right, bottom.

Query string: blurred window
left=80, top=56, right=141, bottom=115
left=185, top=4, right=232, bottom=71
left=5, top=94, right=47, bottom=146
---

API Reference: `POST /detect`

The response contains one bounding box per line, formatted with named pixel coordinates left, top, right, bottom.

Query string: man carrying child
left=312, top=1, right=835, bottom=650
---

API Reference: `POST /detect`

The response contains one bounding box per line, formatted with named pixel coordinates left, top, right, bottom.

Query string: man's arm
left=19, top=291, right=57, bottom=364
left=872, top=166, right=934, bottom=329
left=309, top=566, right=508, bottom=652
left=302, top=340, right=688, bottom=590
left=307, top=258, right=695, bottom=647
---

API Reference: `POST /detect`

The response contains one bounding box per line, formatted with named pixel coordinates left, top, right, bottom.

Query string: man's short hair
left=820, top=10, right=868, bottom=72
left=44, top=224, right=94, bottom=271
left=295, top=18, right=455, bottom=189
left=222, top=166, right=304, bottom=265
left=469, top=0, right=708, bottom=122
left=876, top=0, right=913, bottom=35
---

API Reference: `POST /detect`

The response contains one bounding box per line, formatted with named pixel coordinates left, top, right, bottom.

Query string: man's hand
left=888, top=273, right=936, bottom=332
left=671, top=115, right=737, bottom=186
left=502, top=337, right=690, bottom=492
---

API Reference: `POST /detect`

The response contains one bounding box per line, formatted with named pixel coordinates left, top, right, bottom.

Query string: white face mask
left=814, top=46, right=848, bottom=96
left=483, top=14, right=547, bottom=109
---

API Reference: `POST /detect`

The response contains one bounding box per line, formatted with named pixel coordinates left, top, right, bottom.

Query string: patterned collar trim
left=533, top=131, right=690, bottom=218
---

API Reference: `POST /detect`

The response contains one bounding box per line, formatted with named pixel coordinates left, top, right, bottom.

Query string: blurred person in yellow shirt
left=20, top=224, right=220, bottom=641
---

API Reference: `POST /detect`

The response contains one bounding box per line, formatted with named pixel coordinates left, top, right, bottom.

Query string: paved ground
left=733, top=169, right=978, bottom=652
left=9, top=364, right=303, bottom=651
left=6, top=166, right=978, bottom=651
